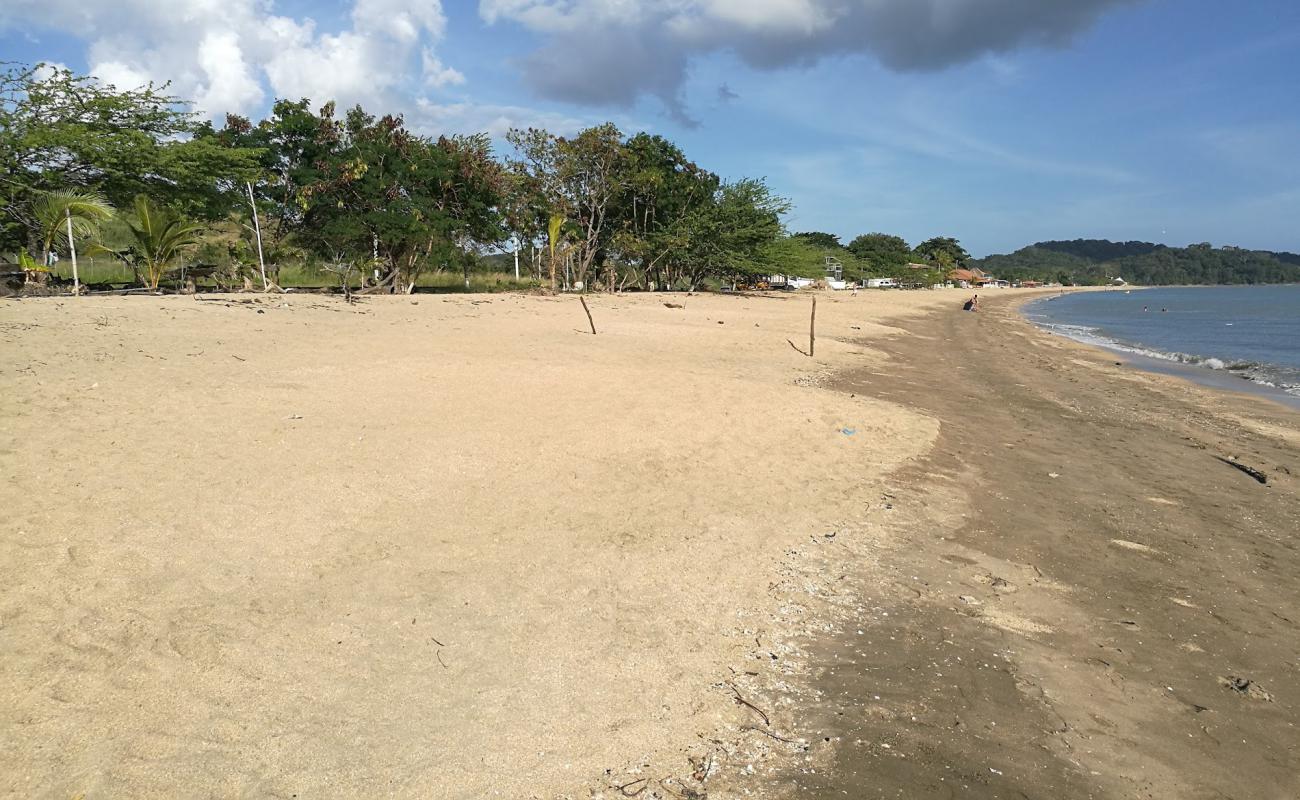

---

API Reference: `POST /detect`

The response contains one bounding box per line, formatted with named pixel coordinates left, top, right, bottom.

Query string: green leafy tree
left=216, top=100, right=339, bottom=259
left=297, top=106, right=505, bottom=293
left=116, top=195, right=202, bottom=290
left=609, top=132, right=719, bottom=290
left=913, top=236, right=970, bottom=270
left=31, top=190, right=113, bottom=267
left=765, top=236, right=835, bottom=280
left=793, top=231, right=842, bottom=250
left=508, top=123, right=626, bottom=291
left=676, top=178, right=790, bottom=286
left=847, top=233, right=911, bottom=274
left=0, top=62, right=260, bottom=255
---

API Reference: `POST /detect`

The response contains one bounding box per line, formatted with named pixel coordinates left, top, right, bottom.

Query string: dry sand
left=1, top=289, right=954, bottom=798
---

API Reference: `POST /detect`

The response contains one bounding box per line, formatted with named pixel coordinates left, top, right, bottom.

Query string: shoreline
left=1018, top=289, right=1300, bottom=410
left=707, top=291, right=1299, bottom=798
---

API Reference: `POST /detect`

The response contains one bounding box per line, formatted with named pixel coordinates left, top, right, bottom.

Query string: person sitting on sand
left=963, top=294, right=979, bottom=312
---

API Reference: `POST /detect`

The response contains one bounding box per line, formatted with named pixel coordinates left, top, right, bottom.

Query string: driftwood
left=727, top=682, right=769, bottom=726
left=579, top=295, right=597, bottom=334
left=1215, top=456, right=1267, bottom=484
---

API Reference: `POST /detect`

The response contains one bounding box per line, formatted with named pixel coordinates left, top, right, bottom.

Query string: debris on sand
left=1110, top=539, right=1159, bottom=555
left=1219, top=676, right=1273, bottom=702
left=1214, top=456, right=1268, bottom=484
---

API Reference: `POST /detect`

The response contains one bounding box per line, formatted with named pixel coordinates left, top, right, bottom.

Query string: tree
left=296, top=106, right=505, bottom=293
left=0, top=62, right=259, bottom=254
left=676, top=178, right=790, bottom=286
left=913, top=237, right=970, bottom=269
left=31, top=190, right=113, bottom=268
left=793, top=231, right=842, bottom=250
left=847, top=233, right=911, bottom=273
left=216, top=99, right=342, bottom=268
left=765, top=236, right=836, bottom=280
left=508, top=123, right=626, bottom=291
left=609, top=132, right=719, bottom=290
left=116, top=195, right=202, bottom=291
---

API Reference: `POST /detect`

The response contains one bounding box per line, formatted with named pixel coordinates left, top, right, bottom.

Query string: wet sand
left=711, top=292, right=1300, bottom=799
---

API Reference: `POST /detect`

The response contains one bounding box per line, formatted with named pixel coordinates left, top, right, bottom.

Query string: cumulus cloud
left=0, top=0, right=460, bottom=119
left=481, top=0, right=1140, bottom=116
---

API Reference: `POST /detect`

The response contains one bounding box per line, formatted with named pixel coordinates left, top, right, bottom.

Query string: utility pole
left=65, top=208, right=80, bottom=296
left=247, top=181, right=268, bottom=291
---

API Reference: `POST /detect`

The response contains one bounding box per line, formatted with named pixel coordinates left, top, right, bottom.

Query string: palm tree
left=32, top=189, right=113, bottom=271
left=119, top=195, right=202, bottom=291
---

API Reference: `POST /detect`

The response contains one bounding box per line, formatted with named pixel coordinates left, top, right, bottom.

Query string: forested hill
left=973, top=239, right=1300, bottom=285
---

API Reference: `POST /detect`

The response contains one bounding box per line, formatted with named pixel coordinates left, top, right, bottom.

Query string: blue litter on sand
left=841, top=428, right=856, bottom=436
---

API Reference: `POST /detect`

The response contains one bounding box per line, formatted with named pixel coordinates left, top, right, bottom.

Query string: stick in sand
left=809, top=295, right=816, bottom=357
left=579, top=295, right=597, bottom=335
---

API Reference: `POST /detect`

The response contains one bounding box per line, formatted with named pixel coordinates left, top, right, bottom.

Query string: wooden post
left=809, top=295, right=816, bottom=357
left=579, top=295, right=596, bottom=335
left=247, top=181, right=269, bottom=291
left=65, top=208, right=80, bottom=296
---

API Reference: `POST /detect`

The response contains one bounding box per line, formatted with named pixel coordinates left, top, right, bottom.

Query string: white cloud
left=0, top=0, right=460, bottom=119
left=411, top=98, right=587, bottom=138
left=194, top=30, right=265, bottom=113
left=422, top=50, right=466, bottom=88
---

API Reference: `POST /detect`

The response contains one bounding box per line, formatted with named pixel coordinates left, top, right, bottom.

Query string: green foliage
left=974, top=239, right=1300, bottom=285
left=847, top=233, right=912, bottom=275
left=677, top=178, right=791, bottom=282
left=912, top=237, right=970, bottom=269
left=508, top=123, right=628, bottom=289
left=764, top=236, right=835, bottom=279
left=792, top=231, right=842, bottom=250
left=276, top=105, right=506, bottom=292
left=609, top=132, right=720, bottom=289
left=508, top=124, right=788, bottom=291
left=0, top=62, right=260, bottom=252
left=1035, top=239, right=1162, bottom=262
left=4, top=61, right=795, bottom=295
left=115, top=195, right=203, bottom=290
left=31, top=189, right=113, bottom=265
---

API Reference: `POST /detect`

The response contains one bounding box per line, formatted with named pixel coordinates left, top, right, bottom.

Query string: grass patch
left=30, top=257, right=541, bottom=294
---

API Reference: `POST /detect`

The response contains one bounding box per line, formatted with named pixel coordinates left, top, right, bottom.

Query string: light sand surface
left=1, top=289, right=964, bottom=798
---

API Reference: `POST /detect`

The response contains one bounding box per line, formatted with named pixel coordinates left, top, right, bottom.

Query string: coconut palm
left=119, top=195, right=202, bottom=291
left=31, top=190, right=114, bottom=268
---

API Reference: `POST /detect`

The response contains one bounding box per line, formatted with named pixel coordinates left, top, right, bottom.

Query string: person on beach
left=963, top=294, right=979, bottom=312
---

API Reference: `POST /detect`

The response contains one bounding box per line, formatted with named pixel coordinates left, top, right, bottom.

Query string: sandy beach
left=2, top=288, right=1296, bottom=799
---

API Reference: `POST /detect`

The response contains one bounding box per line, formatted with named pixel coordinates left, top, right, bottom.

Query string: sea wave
left=1028, top=318, right=1300, bottom=397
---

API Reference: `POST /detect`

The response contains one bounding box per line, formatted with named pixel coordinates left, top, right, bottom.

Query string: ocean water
left=1024, top=285, right=1300, bottom=405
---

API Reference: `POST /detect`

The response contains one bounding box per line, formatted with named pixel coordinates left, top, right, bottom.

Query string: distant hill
left=973, top=239, right=1300, bottom=285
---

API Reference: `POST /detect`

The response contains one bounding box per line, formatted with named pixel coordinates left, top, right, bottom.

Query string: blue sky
left=2, top=0, right=1298, bottom=256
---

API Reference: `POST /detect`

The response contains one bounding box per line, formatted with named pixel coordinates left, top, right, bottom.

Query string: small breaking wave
left=1027, top=317, right=1300, bottom=397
